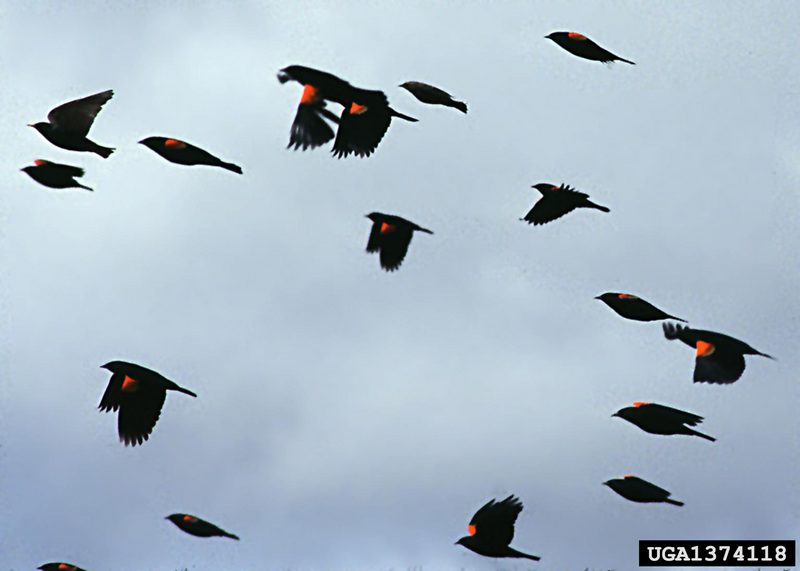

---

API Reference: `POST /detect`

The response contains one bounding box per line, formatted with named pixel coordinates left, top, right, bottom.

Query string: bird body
left=139, top=136, right=242, bottom=174
left=663, top=323, right=773, bottom=384
left=613, top=402, right=715, bottom=441
left=399, top=81, right=467, bottom=113
left=456, top=495, right=540, bottom=561
left=596, top=292, right=686, bottom=322
left=21, top=160, right=93, bottom=191
left=278, top=65, right=417, bottom=158
left=365, top=212, right=432, bottom=271
left=98, top=360, right=196, bottom=446
left=38, top=564, right=86, bottom=571
left=29, top=90, right=115, bottom=158
left=546, top=32, right=635, bottom=64
left=523, top=183, right=609, bottom=225
left=604, top=475, right=683, bottom=506
left=166, top=513, right=239, bottom=540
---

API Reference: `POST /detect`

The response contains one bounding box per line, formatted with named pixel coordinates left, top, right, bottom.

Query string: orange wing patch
left=633, top=401, right=650, bottom=408
left=58, top=565, right=73, bottom=571
left=468, top=524, right=477, bottom=536
left=121, top=375, right=139, bottom=392
left=300, top=84, right=321, bottom=105
left=183, top=515, right=198, bottom=523
left=623, top=474, right=634, bottom=479
left=34, top=159, right=50, bottom=166
left=618, top=294, right=638, bottom=300
left=164, top=138, right=187, bottom=149
left=380, top=222, right=395, bottom=234
left=350, top=102, right=368, bottom=115
left=568, top=32, right=587, bottom=40
left=696, top=341, right=716, bottom=358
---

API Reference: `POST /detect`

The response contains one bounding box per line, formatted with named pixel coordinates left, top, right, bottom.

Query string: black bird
left=546, top=32, right=635, bottom=64
left=29, top=90, right=115, bottom=157
left=277, top=65, right=417, bottom=158
left=596, top=292, right=686, bottom=322
left=399, top=81, right=467, bottom=113
left=98, top=360, right=196, bottom=446
left=455, top=495, right=540, bottom=561
left=613, top=402, right=715, bottom=442
left=365, top=212, right=432, bottom=272
left=139, top=136, right=242, bottom=174
left=38, top=564, right=86, bottom=571
left=166, top=513, right=239, bottom=540
left=663, top=322, right=773, bottom=384
left=21, top=159, right=93, bottom=191
left=604, top=475, right=683, bottom=506
left=522, top=183, right=609, bottom=225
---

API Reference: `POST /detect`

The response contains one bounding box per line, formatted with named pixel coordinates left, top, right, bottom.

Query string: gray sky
left=1, top=1, right=799, bottom=569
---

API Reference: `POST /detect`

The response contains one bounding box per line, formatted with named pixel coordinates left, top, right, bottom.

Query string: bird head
left=611, top=406, right=635, bottom=420
left=137, top=137, right=162, bottom=149
left=277, top=65, right=304, bottom=84
left=100, top=361, right=127, bottom=373
left=532, top=183, right=557, bottom=193
left=595, top=292, right=617, bottom=303
left=398, top=81, right=413, bottom=90
left=165, top=514, right=183, bottom=524
left=366, top=212, right=383, bottom=223
left=455, top=535, right=472, bottom=547
left=28, top=122, right=50, bottom=134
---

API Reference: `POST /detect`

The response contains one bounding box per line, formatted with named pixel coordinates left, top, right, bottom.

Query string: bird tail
left=666, top=315, right=688, bottom=323
left=687, top=428, right=716, bottom=442
left=390, top=108, right=419, bottom=122
left=95, top=145, right=115, bottom=159
left=173, top=385, right=198, bottom=398
left=664, top=498, right=684, bottom=507
left=220, top=161, right=243, bottom=175
left=77, top=183, right=94, bottom=192
left=449, top=100, right=468, bottom=114
left=617, top=57, right=636, bottom=65
left=507, top=547, right=541, bottom=561
left=756, top=351, right=775, bottom=360
left=585, top=200, right=610, bottom=213
left=223, top=531, right=240, bottom=540
left=416, top=226, right=434, bottom=235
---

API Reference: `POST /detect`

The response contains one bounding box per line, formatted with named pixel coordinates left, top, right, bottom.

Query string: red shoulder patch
left=34, top=159, right=50, bottom=166
left=58, top=565, right=73, bottom=571
left=618, top=294, right=638, bottom=300
left=468, top=524, right=477, bottom=536
left=633, top=401, right=650, bottom=408
left=183, top=515, right=198, bottom=523
left=696, top=341, right=715, bottom=358
left=164, top=139, right=186, bottom=149
left=380, top=222, right=395, bottom=234
left=300, top=84, right=321, bottom=105
left=568, top=32, right=587, bottom=40
left=121, top=375, right=139, bottom=392
left=350, top=102, right=368, bottom=115
left=623, top=474, right=634, bottom=479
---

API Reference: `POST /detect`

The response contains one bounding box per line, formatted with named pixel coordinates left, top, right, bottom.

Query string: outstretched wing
left=288, top=101, right=338, bottom=151
left=117, top=381, right=168, bottom=446
left=332, top=94, right=393, bottom=158
left=48, top=90, right=113, bottom=136
left=694, top=346, right=745, bottom=384
left=469, top=495, right=523, bottom=548
left=37, top=160, right=85, bottom=179
left=98, top=372, right=124, bottom=412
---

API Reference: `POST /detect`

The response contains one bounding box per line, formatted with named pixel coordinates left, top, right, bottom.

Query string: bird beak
left=611, top=413, right=619, bottom=418
left=26, top=123, right=34, bottom=128
left=594, top=295, right=602, bottom=300
left=137, top=139, right=146, bottom=144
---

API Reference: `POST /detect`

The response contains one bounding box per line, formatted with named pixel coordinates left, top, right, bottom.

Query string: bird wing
left=332, top=96, right=393, bottom=159
left=48, top=90, right=113, bottom=136
left=645, top=403, right=704, bottom=427
left=98, top=372, right=124, bottom=412
left=117, top=381, right=167, bottom=446
left=366, top=221, right=383, bottom=253
left=469, top=495, right=522, bottom=547
left=634, top=477, right=671, bottom=498
left=693, top=345, right=746, bottom=384
left=288, top=99, right=337, bottom=151
left=376, top=225, right=414, bottom=271
left=44, top=162, right=85, bottom=179
left=524, top=195, right=577, bottom=225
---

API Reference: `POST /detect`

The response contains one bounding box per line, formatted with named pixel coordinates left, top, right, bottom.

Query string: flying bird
left=98, top=360, right=196, bottom=446
left=166, top=513, right=240, bottom=540
left=139, top=137, right=242, bottom=174
left=21, top=160, right=93, bottom=191
left=455, top=495, right=540, bottom=561
left=663, top=322, right=773, bottom=384
left=604, top=475, right=683, bottom=506
left=38, top=564, right=86, bottom=571
left=595, top=293, right=686, bottom=322
left=546, top=32, right=635, bottom=65
left=28, top=90, right=115, bottom=157
left=522, top=183, right=609, bottom=225
left=399, top=81, right=467, bottom=113
left=365, top=212, right=433, bottom=272
left=277, top=65, right=417, bottom=158
left=613, top=402, right=715, bottom=442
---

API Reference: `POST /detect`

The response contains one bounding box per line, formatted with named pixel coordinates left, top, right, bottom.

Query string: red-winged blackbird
left=604, top=475, right=683, bottom=506
left=663, top=323, right=773, bottom=384
left=613, top=402, right=715, bottom=442
left=366, top=212, right=433, bottom=272
left=596, top=292, right=686, bottom=322
left=277, top=65, right=417, bottom=158
left=38, top=564, right=86, bottom=571
left=455, top=495, right=541, bottom=561
left=522, top=183, right=609, bottom=225
left=138, top=137, right=242, bottom=174
left=546, top=32, right=635, bottom=65
left=28, top=90, right=115, bottom=158
left=21, top=159, right=93, bottom=191
left=98, top=360, right=196, bottom=446
left=399, top=81, right=467, bottom=113
left=166, top=513, right=239, bottom=540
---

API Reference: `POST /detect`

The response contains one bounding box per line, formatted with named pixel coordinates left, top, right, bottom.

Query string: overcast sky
left=1, top=1, right=799, bottom=570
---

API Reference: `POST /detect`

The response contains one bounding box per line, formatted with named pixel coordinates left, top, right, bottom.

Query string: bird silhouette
left=139, top=136, right=242, bottom=174
left=596, top=292, right=686, bottom=322
left=613, top=402, right=715, bottom=441
left=522, top=183, right=609, bottom=225
left=399, top=81, right=467, bottom=113
left=546, top=32, right=635, bottom=64
left=455, top=495, right=541, bottom=561
left=604, top=475, right=683, bottom=506
left=166, top=513, right=239, bottom=540
left=98, top=360, right=196, bottom=446
left=21, top=159, right=93, bottom=191
left=28, top=90, right=115, bottom=157
left=365, top=212, right=433, bottom=271
left=663, top=322, right=773, bottom=384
